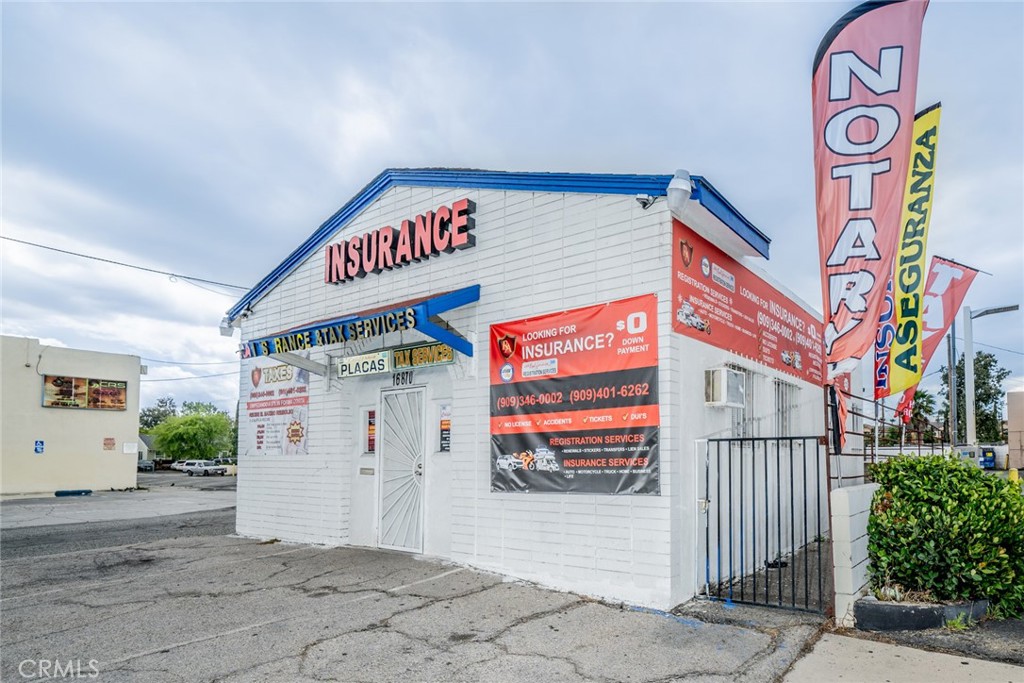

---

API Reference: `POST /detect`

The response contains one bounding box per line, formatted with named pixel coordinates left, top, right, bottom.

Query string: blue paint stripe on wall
left=227, top=168, right=770, bottom=320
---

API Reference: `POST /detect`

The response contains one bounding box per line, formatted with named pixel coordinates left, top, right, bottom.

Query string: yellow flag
left=888, top=103, right=941, bottom=394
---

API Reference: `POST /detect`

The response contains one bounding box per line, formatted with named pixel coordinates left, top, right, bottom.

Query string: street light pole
left=948, top=324, right=957, bottom=445
left=964, top=304, right=1020, bottom=447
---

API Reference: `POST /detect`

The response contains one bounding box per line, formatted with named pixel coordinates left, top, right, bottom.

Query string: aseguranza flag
left=812, top=0, right=929, bottom=379
left=874, top=103, right=942, bottom=398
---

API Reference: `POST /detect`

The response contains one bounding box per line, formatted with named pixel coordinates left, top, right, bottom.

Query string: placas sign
left=672, top=220, right=824, bottom=385
left=490, top=294, right=660, bottom=494
left=336, top=351, right=391, bottom=378
left=243, top=356, right=310, bottom=455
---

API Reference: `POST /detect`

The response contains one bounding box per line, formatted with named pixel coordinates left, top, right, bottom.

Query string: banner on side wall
left=489, top=294, right=660, bottom=494
left=812, top=0, right=929, bottom=378
left=242, top=355, right=310, bottom=455
left=672, top=220, right=824, bottom=385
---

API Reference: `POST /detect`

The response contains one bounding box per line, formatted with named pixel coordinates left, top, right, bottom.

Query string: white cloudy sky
left=2, top=1, right=1021, bottom=415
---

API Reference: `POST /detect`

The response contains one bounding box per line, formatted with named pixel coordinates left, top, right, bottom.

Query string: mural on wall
left=242, top=355, right=309, bottom=456
left=489, top=294, right=660, bottom=494
left=672, top=219, right=825, bottom=385
left=42, top=376, right=127, bottom=411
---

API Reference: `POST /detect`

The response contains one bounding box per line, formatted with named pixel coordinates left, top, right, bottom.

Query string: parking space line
left=388, top=567, right=464, bottom=593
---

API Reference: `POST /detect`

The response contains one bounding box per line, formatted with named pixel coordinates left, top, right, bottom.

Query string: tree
left=904, top=389, right=937, bottom=443
left=908, top=388, right=935, bottom=431
left=940, top=351, right=1012, bottom=443
left=152, top=412, right=233, bottom=461
left=181, top=401, right=227, bottom=417
left=140, top=396, right=177, bottom=431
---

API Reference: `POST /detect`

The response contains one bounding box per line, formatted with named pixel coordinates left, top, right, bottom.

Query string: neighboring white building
left=224, top=169, right=828, bottom=608
left=1, top=336, right=141, bottom=495
left=1008, top=390, right=1023, bottom=471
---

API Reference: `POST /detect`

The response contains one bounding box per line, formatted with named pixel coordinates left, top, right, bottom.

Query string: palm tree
left=910, top=389, right=935, bottom=427
left=908, top=389, right=937, bottom=443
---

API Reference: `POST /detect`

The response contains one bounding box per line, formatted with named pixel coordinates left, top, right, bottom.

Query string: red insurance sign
left=672, top=220, right=824, bottom=385
left=489, top=294, right=660, bottom=495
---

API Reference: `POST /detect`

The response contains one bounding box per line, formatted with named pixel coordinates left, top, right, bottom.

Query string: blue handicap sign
left=34, top=440, right=44, bottom=454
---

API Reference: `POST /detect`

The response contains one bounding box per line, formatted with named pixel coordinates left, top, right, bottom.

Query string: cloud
left=2, top=0, right=1021, bottom=416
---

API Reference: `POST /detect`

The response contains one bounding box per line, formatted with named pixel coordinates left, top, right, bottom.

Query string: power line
left=142, top=358, right=237, bottom=366
left=953, top=336, right=1024, bottom=357
left=141, top=372, right=237, bottom=382
left=1, top=236, right=249, bottom=291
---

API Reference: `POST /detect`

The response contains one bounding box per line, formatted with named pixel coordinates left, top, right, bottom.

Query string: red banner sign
left=917, top=256, right=978, bottom=376
left=812, top=0, right=929, bottom=378
left=489, top=295, right=660, bottom=494
left=672, top=220, right=824, bottom=385
left=891, top=256, right=977, bottom=423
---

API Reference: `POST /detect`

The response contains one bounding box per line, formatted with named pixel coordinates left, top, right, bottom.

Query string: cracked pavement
left=2, top=521, right=825, bottom=682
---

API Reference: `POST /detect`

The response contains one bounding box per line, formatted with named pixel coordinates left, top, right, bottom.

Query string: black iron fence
left=827, top=386, right=950, bottom=486
left=699, top=436, right=830, bottom=613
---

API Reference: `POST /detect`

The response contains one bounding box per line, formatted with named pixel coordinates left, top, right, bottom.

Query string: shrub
left=867, top=454, right=1024, bottom=617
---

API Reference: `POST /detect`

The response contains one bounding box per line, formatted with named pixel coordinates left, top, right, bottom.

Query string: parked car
left=170, top=460, right=188, bottom=471
left=183, top=460, right=228, bottom=476
left=137, top=459, right=155, bottom=472
left=495, top=453, right=523, bottom=471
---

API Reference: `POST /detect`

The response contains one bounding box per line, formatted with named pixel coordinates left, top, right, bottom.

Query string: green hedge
left=867, top=454, right=1024, bottom=617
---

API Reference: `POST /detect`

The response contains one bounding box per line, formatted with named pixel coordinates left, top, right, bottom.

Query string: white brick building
left=225, top=169, right=827, bottom=608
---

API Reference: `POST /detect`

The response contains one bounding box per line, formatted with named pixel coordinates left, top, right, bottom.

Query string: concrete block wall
left=233, top=180, right=829, bottom=608
left=831, top=483, right=879, bottom=627
left=236, top=186, right=682, bottom=607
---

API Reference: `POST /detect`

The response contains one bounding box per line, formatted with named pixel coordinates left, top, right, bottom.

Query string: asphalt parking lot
left=138, top=468, right=237, bottom=491
left=4, top=474, right=1019, bottom=681
left=0, top=471, right=235, bottom=530
left=1, top=533, right=825, bottom=683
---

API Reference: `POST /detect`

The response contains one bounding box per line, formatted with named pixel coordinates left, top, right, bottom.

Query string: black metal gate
left=698, top=437, right=831, bottom=613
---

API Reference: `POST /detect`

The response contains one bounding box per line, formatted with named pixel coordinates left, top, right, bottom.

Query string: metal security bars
left=826, top=386, right=950, bottom=488
left=699, top=437, right=830, bottom=613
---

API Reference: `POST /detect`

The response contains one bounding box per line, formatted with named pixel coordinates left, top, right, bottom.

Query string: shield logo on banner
left=679, top=240, right=694, bottom=268
left=251, top=367, right=262, bottom=387
left=497, top=335, right=517, bottom=359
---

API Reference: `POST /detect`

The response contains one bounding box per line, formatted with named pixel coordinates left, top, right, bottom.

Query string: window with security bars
left=728, top=364, right=758, bottom=438
left=774, top=380, right=799, bottom=437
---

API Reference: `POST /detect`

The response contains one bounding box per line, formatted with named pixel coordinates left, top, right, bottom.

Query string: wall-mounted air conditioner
left=705, top=367, right=745, bottom=408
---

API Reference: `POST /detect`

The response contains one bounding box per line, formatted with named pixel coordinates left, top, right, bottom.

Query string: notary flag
left=812, top=0, right=929, bottom=379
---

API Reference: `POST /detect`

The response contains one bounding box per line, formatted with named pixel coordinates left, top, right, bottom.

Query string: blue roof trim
left=228, top=168, right=770, bottom=321
left=690, top=177, right=771, bottom=260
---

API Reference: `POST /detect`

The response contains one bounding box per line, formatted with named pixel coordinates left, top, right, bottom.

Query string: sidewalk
left=0, top=487, right=235, bottom=529
left=784, top=633, right=1023, bottom=682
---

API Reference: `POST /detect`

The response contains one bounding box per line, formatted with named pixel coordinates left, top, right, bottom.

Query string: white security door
left=377, top=388, right=426, bottom=552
